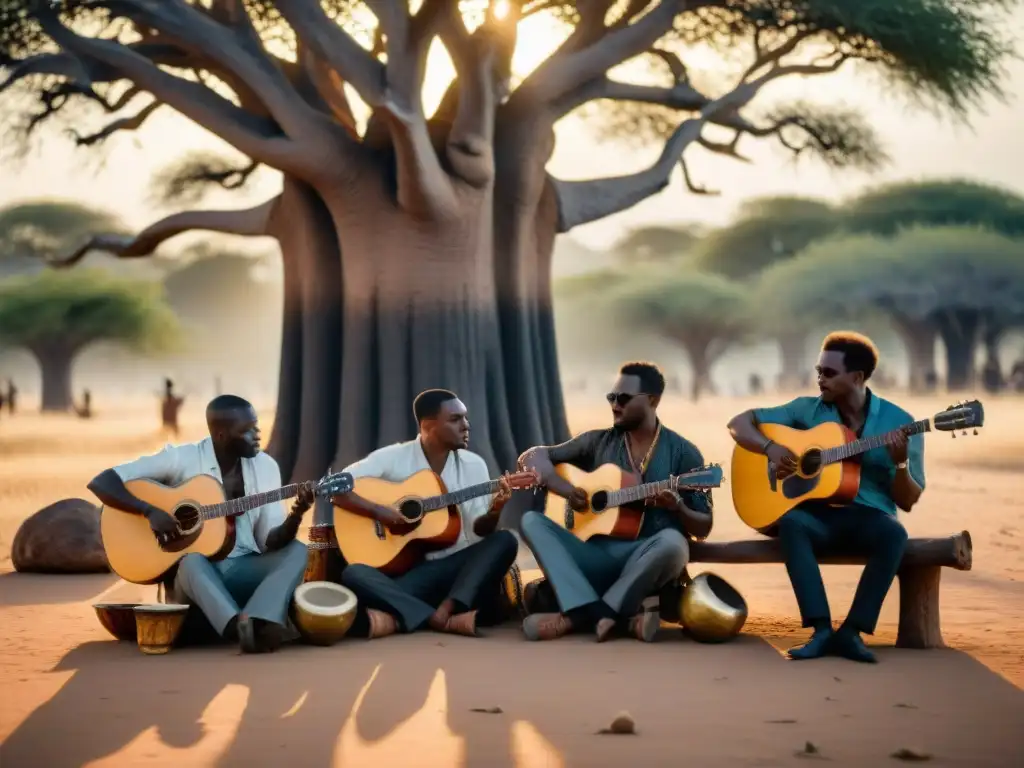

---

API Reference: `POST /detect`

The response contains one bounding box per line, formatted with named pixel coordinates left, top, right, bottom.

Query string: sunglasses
left=606, top=392, right=649, bottom=407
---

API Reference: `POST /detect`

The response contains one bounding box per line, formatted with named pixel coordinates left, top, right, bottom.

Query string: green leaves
left=0, top=268, right=181, bottom=354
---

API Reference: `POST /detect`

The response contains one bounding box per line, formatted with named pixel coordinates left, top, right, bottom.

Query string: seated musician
left=727, top=332, right=924, bottom=663
left=518, top=361, right=713, bottom=642
left=87, top=395, right=315, bottom=653
left=335, top=389, right=519, bottom=639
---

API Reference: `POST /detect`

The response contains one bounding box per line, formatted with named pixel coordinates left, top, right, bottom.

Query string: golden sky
left=1, top=9, right=1022, bottom=251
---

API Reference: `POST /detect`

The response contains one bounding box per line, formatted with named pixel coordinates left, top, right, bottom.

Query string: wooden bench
left=688, top=531, right=973, bottom=649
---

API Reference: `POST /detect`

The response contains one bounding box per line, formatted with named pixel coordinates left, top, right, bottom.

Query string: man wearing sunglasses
left=516, top=361, right=713, bottom=642
left=727, top=331, right=924, bottom=664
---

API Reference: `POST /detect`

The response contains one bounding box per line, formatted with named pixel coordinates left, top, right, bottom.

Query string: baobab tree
left=0, top=1, right=1015, bottom=480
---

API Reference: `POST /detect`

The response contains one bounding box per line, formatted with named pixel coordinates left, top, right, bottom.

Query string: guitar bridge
left=564, top=501, right=575, bottom=530
left=374, top=520, right=386, bottom=540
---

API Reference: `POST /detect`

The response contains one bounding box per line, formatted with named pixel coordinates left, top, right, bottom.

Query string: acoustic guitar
left=332, top=469, right=540, bottom=575
left=730, top=399, right=985, bottom=533
left=101, top=470, right=354, bottom=584
left=543, top=464, right=725, bottom=541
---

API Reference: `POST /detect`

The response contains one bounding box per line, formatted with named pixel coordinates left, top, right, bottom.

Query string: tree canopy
left=842, top=179, right=1024, bottom=237
left=0, top=268, right=181, bottom=354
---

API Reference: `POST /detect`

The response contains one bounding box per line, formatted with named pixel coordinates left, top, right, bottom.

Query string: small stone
left=891, top=747, right=933, bottom=761
left=795, top=741, right=826, bottom=760
left=596, top=711, right=636, bottom=735
left=469, top=706, right=503, bottom=714
left=766, top=719, right=798, bottom=724
left=893, top=703, right=918, bottom=709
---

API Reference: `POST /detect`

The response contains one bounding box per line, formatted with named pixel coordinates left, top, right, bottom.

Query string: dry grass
left=1, top=390, right=1022, bottom=684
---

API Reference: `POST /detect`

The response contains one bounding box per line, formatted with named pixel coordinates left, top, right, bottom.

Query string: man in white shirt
left=335, top=389, right=519, bottom=639
left=87, top=394, right=314, bottom=653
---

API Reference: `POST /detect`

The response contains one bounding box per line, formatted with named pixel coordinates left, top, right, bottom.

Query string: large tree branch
left=518, top=0, right=685, bottom=104
left=551, top=60, right=840, bottom=232
left=554, top=75, right=707, bottom=118
left=93, top=0, right=327, bottom=142
left=36, top=11, right=302, bottom=172
left=274, top=0, right=386, bottom=108
left=49, top=199, right=278, bottom=269
left=440, top=2, right=518, bottom=188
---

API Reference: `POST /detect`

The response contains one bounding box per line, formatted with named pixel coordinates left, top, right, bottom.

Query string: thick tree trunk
left=775, top=331, right=806, bottom=391
left=32, top=344, right=76, bottom=412
left=263, top=180, right=343, bottom=483
left=890, top=315, right=938, bottom=393
left=492, top=115, right=571, bottom=454
left=320, top=180, right=518, bottom=474
left=936, top=311, right=980, bottom=391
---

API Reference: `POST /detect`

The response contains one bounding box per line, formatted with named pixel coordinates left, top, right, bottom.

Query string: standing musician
left=87, top=394, right=314, bottom=653
left=727, top=332, right=924, bottom=663
left=333, top=389, right=519, bottom=639
left=517, top=361, right=713, bottom=642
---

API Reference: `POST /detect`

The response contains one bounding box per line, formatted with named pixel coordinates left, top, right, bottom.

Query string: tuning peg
left=951, top=432, right=956, bottom=439
left=973, top=429, right=978, bottom=435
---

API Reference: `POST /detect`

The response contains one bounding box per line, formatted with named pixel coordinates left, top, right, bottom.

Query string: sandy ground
left=1, top=392, right=1023, bottom=766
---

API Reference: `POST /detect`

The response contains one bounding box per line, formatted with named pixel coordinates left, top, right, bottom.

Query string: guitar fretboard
left=606, top=473, right=718, bottom=507
left=201, top=484, right=299, bottom=520
left=820, top=419, right=931, bottom=465
left=420, top=480, right=501, bottom=513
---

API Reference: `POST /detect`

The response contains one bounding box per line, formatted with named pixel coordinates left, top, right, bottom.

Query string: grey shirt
left=543, top=423, right=714, bottom=539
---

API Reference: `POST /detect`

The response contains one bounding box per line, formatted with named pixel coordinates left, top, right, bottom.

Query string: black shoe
left=238, top=615, right=286, bottom=654
left=832, top=628, right=877, bottom=663
left=787, top=627, right=834, bottom=660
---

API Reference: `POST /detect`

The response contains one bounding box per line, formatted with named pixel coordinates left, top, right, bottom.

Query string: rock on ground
left=12, top=498, right=110, bottom=574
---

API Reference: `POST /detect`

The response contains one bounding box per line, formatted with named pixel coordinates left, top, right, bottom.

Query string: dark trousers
left=341, top=530, right=519, bottom=635
left=519, top=510, right=689, bottom=621
left=778, top=504, right=908, bottom=634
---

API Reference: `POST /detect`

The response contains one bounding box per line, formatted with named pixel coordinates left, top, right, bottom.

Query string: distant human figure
left=5, top=379, right=16, bottom=415
left=749, top=373, right=763, bottom=396
left=75, top=389, right=93, bottom=419
left=161, top=378, right=186, bottom=437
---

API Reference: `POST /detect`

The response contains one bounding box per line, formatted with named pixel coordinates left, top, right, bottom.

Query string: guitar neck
left=202, top=484, right=299, bottom=520
left=607, top=476, right=701, bottom=507
left=420, top=479, right=500, bottom=512
left=820, top=419, right=931, bottom=465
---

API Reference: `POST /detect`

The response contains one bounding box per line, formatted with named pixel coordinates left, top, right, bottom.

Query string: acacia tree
left=0, top=1, right=1015, bottom=479
left=611, top=270, right=750, bottom=400
left=757, top=227, right=1024, bottom=391
left=0, top=270, right=180, bottom=410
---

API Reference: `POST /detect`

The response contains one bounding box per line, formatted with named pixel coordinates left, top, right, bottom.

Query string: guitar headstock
left=674, top=463, right=725, bottom=490
left=503, top=468, right=543, bottom=490
left=314, top=470, right=355, bottom=497
left=933, top=399, right=984, bottom=438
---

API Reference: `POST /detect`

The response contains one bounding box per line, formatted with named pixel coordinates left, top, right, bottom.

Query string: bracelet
left=762, top=438, right=774, bottom=455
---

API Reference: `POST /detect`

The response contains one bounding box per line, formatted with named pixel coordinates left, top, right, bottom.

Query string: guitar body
left=332, top=469, right=462, bottom=575
left=543, top=463, right=645, bottom=541
left=100, top=474, right=235, bottom=585
left=731, top=422, right=861, bottom=533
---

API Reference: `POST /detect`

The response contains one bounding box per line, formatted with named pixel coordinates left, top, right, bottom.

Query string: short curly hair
left=822, top=331, right=880, bottom=380
left=619, top=361, right=666, bottom=396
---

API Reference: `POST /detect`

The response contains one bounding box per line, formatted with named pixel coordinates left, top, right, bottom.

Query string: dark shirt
left=544, top=423, right=713, bottom=539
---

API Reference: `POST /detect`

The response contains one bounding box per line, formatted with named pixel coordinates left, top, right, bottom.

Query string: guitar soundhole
left=174, top=504, right=201, bottom=534
left=398, top=498, right=423, bottom=522
left=590, top=490, right=608, bottom=513
left=799, top=449, right=822, bottom=477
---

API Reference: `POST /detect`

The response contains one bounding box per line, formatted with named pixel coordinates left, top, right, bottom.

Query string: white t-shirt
left=113, top=437, right=286, bottom=558
left=342, top=437, right=493, bottom=560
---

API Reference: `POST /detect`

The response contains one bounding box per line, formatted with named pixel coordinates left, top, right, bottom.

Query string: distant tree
left=685, top=196, right=840, bottom=386
left=612, top=224, right=707, bottom=263
left=758, top=227, right=1024, bottom=391
left=612, top=271, right=751, bottom=400
left=0, top=270, right=180, bottom=410
left=0, top=200, right=126, bottom=275
left=843, top=179, right=1024, bottom=237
